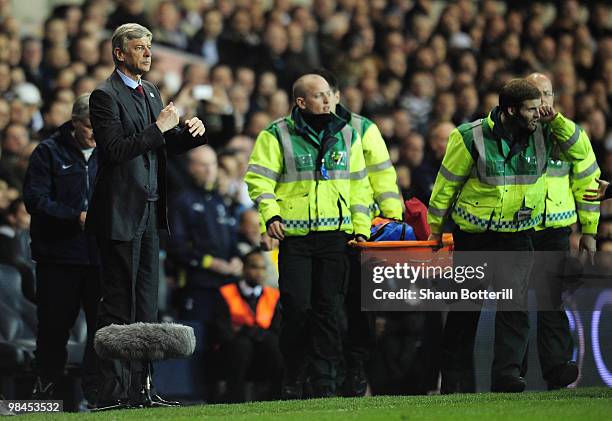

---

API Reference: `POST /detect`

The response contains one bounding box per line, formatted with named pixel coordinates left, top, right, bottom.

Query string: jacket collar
left=53, top=121, right=81, bottom=151
left=109, top=70, right=161, bottom=129
left=290, top=106, right=346, bottom=141
left=486, top=107, right=507, bottom=140
left=334, top=103, right=352, bottom=124
left=115, top=67, right=142, bottom=90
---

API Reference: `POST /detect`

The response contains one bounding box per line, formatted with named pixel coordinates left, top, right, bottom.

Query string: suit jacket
left=86, top=70, right=206, bottom=241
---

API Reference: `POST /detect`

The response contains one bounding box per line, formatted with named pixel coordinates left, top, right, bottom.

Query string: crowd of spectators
left=1, top=0, right=611, bottom=400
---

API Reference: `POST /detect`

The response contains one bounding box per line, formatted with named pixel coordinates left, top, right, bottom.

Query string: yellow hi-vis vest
left=538, top=137, right=600, bottom=234
left=337, top=105, right=403, bottom=220
left=428, top=110, right=593, bottom=234
left=246, top=109, right=372, bottom=238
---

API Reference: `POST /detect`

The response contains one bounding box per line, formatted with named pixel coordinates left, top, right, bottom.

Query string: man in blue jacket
left=168, top=145, right=242, bottom=327
left=23, top=93, right=100, bottom=404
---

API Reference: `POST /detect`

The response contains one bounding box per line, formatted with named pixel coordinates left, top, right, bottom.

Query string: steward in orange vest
left=211, top=249, right=283, bottom=403
left=220, top=282, right=279, bottom=329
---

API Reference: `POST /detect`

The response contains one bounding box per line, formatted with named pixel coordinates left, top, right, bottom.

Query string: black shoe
left=547, top=362, right=578, bottom=390
left=491, top=376, right=526, bottom=393
left=31, top=377, right=55, bottom=399
left=92, top=400, right=134, bottom=411
left=150, top=394, right=181, bottom=407
left=342, top=369, right=367, bottom=397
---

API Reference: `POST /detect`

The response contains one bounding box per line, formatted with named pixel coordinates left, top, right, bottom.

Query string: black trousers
left=95, top=202, right=160, bottom=403
left=441, top=228, right=533, bottom=391
left=35, top=262, right=100, bottom=401
left=532, top=227, right=574, bottom=380
left=221, top=332, right=283, bottom=403
left=278, top=231, right=348, bottom=390
left=342, top=246, right=376, bottom=371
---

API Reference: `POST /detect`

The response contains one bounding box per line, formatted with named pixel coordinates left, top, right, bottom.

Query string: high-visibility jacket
left=246, top=107, right=372, bottom=237
left=428, top=109, right=592, bottom=234
left=219, top=283, right=279, bottom=329
left=336, top=104, right=403, bottom=220
left=538, top=140, right=600, bottom=234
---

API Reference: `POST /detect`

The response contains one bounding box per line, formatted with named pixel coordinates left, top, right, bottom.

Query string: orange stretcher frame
left=351, top=233, right=454, bottom=250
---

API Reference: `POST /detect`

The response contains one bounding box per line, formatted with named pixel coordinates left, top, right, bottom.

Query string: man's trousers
left=441, top=228, right=534, bottom=392
left=35, top=262, right=100, bottom=402
left=278, top=231, right=348, bottom=392
left=95, top=202, right=159, bottom=404
left=532, top=227, right=574, bottom=381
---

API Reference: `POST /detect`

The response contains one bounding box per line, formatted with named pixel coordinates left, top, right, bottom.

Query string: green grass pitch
left=16, top=387, right=612, bottom=421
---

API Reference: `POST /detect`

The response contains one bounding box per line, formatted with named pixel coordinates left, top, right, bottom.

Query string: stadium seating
left=0, top=263, right=87, bottom=400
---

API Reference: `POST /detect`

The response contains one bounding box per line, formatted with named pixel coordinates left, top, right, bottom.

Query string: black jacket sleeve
left=163, top=125, right=208, bottom=156
left=89, top=89, right=166, bottom=163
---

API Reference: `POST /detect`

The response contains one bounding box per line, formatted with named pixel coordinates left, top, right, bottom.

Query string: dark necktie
left=135, top=85, right=144, bottom=96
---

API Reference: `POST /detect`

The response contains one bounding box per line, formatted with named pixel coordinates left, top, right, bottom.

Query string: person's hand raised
left=538, top=103, right=557, bottom=123
left=185, top=117, right=206, bottom=137
left=156, top=102, right=180, bottom=133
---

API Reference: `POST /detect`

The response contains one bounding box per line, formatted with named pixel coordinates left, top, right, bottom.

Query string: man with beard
left=526, top=72, right=600, bottom=390
left=427, top=79, right=591, bottom=393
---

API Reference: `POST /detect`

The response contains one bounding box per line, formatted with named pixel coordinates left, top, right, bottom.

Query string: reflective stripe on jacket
left=336, top=105, right=403, bottom=220
left=245, top=107, right=372, bottom=237
left=428, top=109, right=592, bottom=234
left=538, top=136, right=600, bottom=234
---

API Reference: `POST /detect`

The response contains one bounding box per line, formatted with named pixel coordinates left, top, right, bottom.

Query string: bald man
left=526, top=72, right=600, bottom=389
left=245, top=74, right=371, bottom=398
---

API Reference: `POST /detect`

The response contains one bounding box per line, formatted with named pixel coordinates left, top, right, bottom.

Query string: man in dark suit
left=86, top=23, right=206, bottom=409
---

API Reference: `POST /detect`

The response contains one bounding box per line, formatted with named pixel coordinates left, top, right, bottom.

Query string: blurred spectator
left=0, top=197, right=35, bottom=302
left=235, top=208, right=278, bottom=287
left=218, top=7, right=260, bottom=69
left=398, top=132, right=425, bottom=170
left=2, top=123, right=30, bottom=171
left=253, top=71, right=278, bottom=113
left=210, top=249, right=282, bottom=402
left=152, top=1, right=188, bottom=50
left=244, top=111, right=271, bottom=139
left=38, top=99, right=72, bottom=140
left=266, top=90, right=290, bottom=121
left=0, top=98, right=10, bottom=132
left=42, top=17, right=68, bottom=50
left=257, top=22, right=290, bottom=87
left=169, top=145, right=241, bottom=323
left=188, top=9, right=224, bottom=66
left=13, top=83, right=44, bottom=132
left=21, top=38, right=44, bottom=91
left=399, top=72, right=434, bottom=134
left=106, top=0, right=150, bottom=30
left=412, top=121, right=455, bottom=206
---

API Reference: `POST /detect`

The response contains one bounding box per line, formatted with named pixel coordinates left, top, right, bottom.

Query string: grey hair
left=72, top=93, right=91, bottom=121
left=111, top=23, right=152, bottom=66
